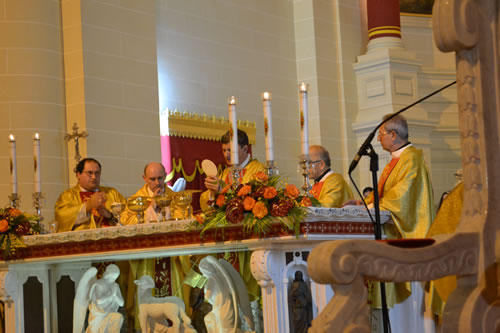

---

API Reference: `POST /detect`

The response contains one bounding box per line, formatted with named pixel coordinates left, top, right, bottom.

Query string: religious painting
left=400, top=0, right=434, bottom=16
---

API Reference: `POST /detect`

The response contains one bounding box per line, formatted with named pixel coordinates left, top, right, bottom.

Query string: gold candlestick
left=9, top=193, right=20, bottom=209
left=299, top=154, right=311, bottom=194
left=32, top=192, right=44, bottom=224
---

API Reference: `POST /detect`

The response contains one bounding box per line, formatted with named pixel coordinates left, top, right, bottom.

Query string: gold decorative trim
left=161, top=109, right=257, bottom=144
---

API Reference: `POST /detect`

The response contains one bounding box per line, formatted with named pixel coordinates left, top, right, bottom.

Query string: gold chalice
left=110, top=202, right=125, bottom=226
left=154, top=193, right=173, bottom=222
left=172, top=190, right=200, bottom=220
left=127, top=196, right=150, bottom=224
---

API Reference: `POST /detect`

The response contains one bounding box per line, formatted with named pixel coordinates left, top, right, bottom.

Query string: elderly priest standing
left=308, top=145, right=353, bottom=207
left=55, top=158, right=125, bottom=232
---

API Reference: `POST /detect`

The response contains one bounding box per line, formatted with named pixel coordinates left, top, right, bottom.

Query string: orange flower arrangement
left=0, top=207, right=40, bottom=258
left=197, top=174, right=319, bottom=236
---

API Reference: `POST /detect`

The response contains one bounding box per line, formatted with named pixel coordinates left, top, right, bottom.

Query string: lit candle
left=262, top=91, right=274, bottom=161
left=9, top=134, right=17, bottom=194
left=33, top=133, right=41, bottom=193
left=228, top=96, right=239, bottom=166
left=299, top=82, right=309, bottom=156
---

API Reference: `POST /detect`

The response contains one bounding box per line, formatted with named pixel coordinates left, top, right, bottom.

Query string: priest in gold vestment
left=199, top=129, right=265, bottom=304
left=121, top=162, right=175, bottom=225
left=55, top=158, right=125, bottom=232
left=308, top=145, right=353, bottom=207
left=367, top=114, right=436, bottom=332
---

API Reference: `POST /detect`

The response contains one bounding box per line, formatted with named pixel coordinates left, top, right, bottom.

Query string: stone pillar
left=352, top=0, right=435, bottom=188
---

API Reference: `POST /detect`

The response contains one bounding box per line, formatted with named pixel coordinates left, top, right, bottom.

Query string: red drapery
left=161, top=136, right=227, bottom=213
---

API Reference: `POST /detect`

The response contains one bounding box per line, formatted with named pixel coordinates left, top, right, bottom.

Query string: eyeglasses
left=84, top=171, right=101, bottom=177
left=378, top=131, right=391, bottom=138
left=309, top=160, right=321, bottom=164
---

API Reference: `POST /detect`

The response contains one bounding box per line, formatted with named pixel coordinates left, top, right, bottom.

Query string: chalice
left=127, top=196, right=150, bottom=224
left=110, top=202, right=125, bottom=226
left=172, top=190, right=199, bottom=220
left=154, top=193, right=173, bottom=222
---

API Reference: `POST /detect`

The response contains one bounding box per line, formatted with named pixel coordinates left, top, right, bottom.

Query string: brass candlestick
left=299, top=155, right=311, bottom=194
left=32, top=192, right=44, bottom=224
left=9, top=193, right=20, bottom=209
left=231, top=166, right=241, bottom=189
left=266, top=160, right=279, bottom=177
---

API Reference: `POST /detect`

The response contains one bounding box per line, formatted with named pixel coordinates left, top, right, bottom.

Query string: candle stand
left=231, top=166, right=241, bottom=189
left=266, top=160, right=279, bottom=177
left=32, top=192, right=44, bottom=224
left=299, top=155, right=311, bottom=194
left=9, top=193, right=20, bottom=209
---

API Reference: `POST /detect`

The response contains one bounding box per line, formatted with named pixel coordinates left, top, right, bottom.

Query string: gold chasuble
left=427, top=182, right=464, bottom=317
left=310, top=173, right=353, bottom=208
left=367, top=146, right=435, bottom=307
left=55, top=185, right=125, bottom=232
left=200, top=159, right=266, bottom=211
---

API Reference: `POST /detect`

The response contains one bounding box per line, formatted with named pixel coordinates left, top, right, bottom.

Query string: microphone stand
left=348, top=80, right=457, bottom=333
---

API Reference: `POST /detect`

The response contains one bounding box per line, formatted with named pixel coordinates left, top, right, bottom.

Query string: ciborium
left=171, top=190, right=200, bottom=220
left=127, top=196, right=150, bottom=224
left=154, top=193, right=173, bottom=222
left=110, top=202, right=126, bottom=226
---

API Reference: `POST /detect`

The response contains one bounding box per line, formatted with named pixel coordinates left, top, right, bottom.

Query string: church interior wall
left=0, top=0, right=461, bottom=226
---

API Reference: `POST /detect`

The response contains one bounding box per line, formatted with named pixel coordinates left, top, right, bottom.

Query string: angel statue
left=73, top=264, right=124, bottom=333
left=199, top=256, right=255, bottom=333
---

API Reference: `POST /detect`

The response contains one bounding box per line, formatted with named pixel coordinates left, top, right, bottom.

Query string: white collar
left=391, top=143, right=412, bottom=159
left=319, top=170, right=334, bottom=183
left=79, top=185, right=98, bottom=192
left=239, top=154, right=251, bottom=169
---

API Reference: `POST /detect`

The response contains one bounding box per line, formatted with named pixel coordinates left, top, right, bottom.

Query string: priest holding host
left=200, top=129, right=266, bottom=211
left=55, top=158, right=126, bottom=232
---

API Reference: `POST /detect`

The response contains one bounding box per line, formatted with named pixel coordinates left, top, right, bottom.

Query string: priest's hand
left=86, top=192, right=108, bottom=212
left=205, top=176, right=219, bottom=193
left=342, top=199, right=363, bottom=206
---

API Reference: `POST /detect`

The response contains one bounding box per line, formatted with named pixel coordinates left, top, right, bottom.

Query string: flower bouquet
left=0, top=207, right=40, bottom=258
left=195, top=171, right=319, bottom=237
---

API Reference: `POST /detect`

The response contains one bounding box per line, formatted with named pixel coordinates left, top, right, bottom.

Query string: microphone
left=348, top=131, right=375, bottom=173
left=348, top=80, right=456, bottom=174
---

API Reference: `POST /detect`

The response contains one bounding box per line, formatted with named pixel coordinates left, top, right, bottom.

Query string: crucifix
left=64, top=122, right=89, bottom=167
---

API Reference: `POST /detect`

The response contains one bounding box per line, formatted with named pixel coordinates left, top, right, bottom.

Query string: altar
left=0, top=207, right=390, bottom=333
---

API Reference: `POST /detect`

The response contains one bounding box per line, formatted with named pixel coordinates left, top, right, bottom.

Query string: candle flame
left=299, top=82, right=308, bottom=92
left=228, top=96, right=237, bottom=105
left=34, top=133, right=40, bottom=140
left=262, top=92, right=271, bottom=101
left=9, top=134, right=14, bottom=141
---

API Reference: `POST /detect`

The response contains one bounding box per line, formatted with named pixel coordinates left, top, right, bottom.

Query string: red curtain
left=162, top=136, right=227, bottom=213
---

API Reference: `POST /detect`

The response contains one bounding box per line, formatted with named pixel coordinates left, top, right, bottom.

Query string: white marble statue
left=73, top=264, right=124, bottom=333
left=199, top=256, right=254, bottom=333
left=134, top=275, right=194, bottom=333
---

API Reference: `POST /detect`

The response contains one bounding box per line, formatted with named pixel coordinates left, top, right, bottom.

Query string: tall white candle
left=299, top=82, right=309, bottom=156
left=33, top=133, right=41, bottom=193
left=9, top=134, right=18, bottom=194
left=228, top=96, right=239, bottom=166
left=262, top=91, right=274, bottom=161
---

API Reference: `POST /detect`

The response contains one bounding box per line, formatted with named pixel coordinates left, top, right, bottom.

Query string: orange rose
left=300, top=196, right=312, bottom=207
left=252, top=202, right=268, bottom=219
left=216, top=194, right=226, bottom=207
left=253, top=172, right=269, bottom=183
left=243, top=196, right=256, bottom=211
left=220, top=184, right=231, bottom=194
left=263, top=187, right=278, bottom=199
left=10, top=209, right=22, bottom=218
left=285, top=184, right=300, bottom=200
left=237, top=185, right=252, bottom=197
left=194, top=214, right=205, bottom=225
left=0, top=219, right=8, bottom=233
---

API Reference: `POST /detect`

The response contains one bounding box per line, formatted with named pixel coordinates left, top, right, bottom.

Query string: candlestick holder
left=9, top=193, right=20, bottom=209
left=231, top=166, right=241, bottom=189
left=266, top=160, right=279, bottom=177
left=32, top=192, right=44, bottom=224
left=299, top=155, right=311, bottom=194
